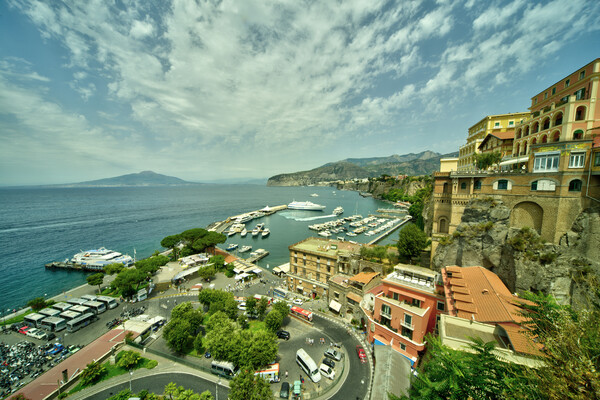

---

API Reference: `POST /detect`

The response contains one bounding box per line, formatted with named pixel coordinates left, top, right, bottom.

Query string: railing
left=400, top=321, right=414, bottom=330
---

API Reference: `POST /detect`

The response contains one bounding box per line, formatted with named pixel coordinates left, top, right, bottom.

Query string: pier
left=211, top=204, right=288, bottom=234
left=246, top=249, right=270, bottom=263
left=367, top=215, right=412, bottom=245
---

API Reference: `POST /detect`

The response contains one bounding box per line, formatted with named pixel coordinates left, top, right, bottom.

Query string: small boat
left=262, top=228, right=270, bottom=238
left=310, top=193, right=319, bottom=197
left=228, top=231, right=236, bottom=236
left=318, top=230, right=331, bottom=237
left=240, top=228, right=247, bottom=237
left=226, top=244, right=238, bottom=251
left=346, top=232, right=357, bottom=237
left=252, top=227, right=260, bottom=237
left=333, top=206, right=344, bottom=215
left=239, top=245, right=252, bottom=252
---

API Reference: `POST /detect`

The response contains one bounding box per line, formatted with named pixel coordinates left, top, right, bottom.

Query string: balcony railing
left=380, top=310, right=391, bottom=319
left=401, top=320, right=414, bottom=330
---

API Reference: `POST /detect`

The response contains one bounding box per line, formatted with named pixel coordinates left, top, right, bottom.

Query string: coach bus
left=96, top=295, right=118, bottom=309
left=24, top=313, right=46, bottom=328
left=66, top=313, right=95, bottom=333
left=40, top=316, right=67, bottom=332
left=82, top=300, right=106, bottom=315
left=290, top=306, right=313, bottom=322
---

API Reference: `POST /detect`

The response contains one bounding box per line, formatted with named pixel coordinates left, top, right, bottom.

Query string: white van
left=296, top=348, right=321, bottom=383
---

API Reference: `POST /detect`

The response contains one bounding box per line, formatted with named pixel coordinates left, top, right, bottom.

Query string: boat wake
left=279, top=212, right=336, bottom=222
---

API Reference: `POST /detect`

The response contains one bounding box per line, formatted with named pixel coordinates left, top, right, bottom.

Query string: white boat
left=333, top=206, right=344, bottom=215
left=239, top=245, right=252, bottom=253
left=310, top=193, right=319, bottom=197
left=252, top=227, right=260, bottom=237
left=318, top=230, right=331, bottom=237
left=71, top=247, right=134, bottom=270
left=287, top=201, right=326, bottom=211
left=228, top=230, right=236, bottom=236
left=226, top=243, right=238, bottom=251
left=346, top=232, right=357, bottom=237
left=262, top=228, right=270, bottom=238
left=240, top=229, right=248, bottom=237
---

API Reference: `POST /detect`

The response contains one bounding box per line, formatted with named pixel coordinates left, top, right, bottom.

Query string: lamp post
left=129, top=370, right=133, bottom=391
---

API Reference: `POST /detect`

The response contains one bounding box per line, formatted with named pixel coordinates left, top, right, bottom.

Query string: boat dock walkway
left=367, top=216, right=412, bottom=245
left=210, top=204, right=288, bottom=234
left=246, top=250, right=270, bottom=263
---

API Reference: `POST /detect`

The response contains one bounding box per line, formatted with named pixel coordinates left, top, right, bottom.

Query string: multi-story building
left=458, top=112, right=529, bottom=171
left=439, top=266, right=542, bottom=366
left=432, top=58, right=600, bottom=249
left=477, top=131, right=515, bottom=158
left=286, top=238, right=363, bottom=298
left=328, top=270, right=381, bottom=319
left=362, top=264, right=446, bottom=365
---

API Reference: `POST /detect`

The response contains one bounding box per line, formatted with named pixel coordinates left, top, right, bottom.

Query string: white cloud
left=130, top=20, right=154, bottom=39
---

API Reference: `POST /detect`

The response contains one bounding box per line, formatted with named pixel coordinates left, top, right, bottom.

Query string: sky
left=1, top=0, right=599, bottom=185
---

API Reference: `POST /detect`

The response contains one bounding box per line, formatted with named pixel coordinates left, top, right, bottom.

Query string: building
left=439, top=157, right=458, bottom=173
left=458, top=112, right=529, bottom=171
left=432, top=59, right=600, bottom=247
left=328, top=269, right=381, bottom=318
left=439, top=266, right=542, bottom=366
left=287, top=238, right=363, bottom=298
left=362, top=264, right=446, bottom=365
left=478, top=131, right=515, bottom=158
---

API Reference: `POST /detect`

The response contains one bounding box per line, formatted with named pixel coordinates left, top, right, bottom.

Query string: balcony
left=400, top=320, right=414, bottom=330
left=380, top=309, right=392, bottom=319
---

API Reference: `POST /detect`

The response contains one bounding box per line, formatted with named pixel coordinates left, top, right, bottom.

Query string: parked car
left=46, top=332, right=56, bottom=341
left=292, top=299, right=303, bottom=305
left=237, top=302, right=247, bottom=311
left=18, top=326, right=30, bottom=335
left=276, top=330, right=290, bottom=340
left=279, top=381, right=290, bottom=399
left=27, top=328, right=47, bottom=340
left=324, top=347, right=342, bottom=361
left=322, top=357, right=335, bottom=369
left=319, top=364, right=335, bottom=380
left=356, top=345, right=367, bottom=363
left=46, top=344, right=64, bottom=355
left=204, top=351, right=211, bottom=358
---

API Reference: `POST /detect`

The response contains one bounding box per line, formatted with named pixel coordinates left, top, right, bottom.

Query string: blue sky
left=1, top=0, right=599, bottom=185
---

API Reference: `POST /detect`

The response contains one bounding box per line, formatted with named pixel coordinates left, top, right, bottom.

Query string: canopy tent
left=329, top=300, right=342, bottom=313
left=172, top=265, right=201, bottom=282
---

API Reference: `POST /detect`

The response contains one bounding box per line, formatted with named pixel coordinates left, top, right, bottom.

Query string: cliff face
left=335, top=179, right=427, bottom=197
left=267, top=162, right=370, bottom=186
left=432, top=198, right=600, bottom=307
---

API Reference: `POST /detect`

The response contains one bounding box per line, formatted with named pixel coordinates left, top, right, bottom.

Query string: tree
left=87, top=273, right=105, bottom=294
left=229, top=368, right=274, bottom=400
left=193, top=333, right=204, bottom=354
left=396, top=223, right=428, bottom=263
left=116, top=350, right=141, bottom=370
left=105, top=263, right=125, bottom=275
left=237, top=314, right=249, bottom=330
left=26, top=297, right=48, bottom=311
left=264, top=310, right=283, bottom=332
left=171, top=302, right=203, bottom=334
left=209, top=255, right=225, bottom=271
left=198, top=265, right=216, bottom=281
left=474, top=151, right=502, bottom=170
left=161, top=234, right=182, bottom=258
left=163, top=318, right=192, bottom=353
left=80, top=360, right=107, bottom=386
left=198, top=391, right=214, bottom=400
left=164, top=382, right=179, bottom=400
left=112, top=268, right=145, bottom=298
left=198, top=289, right=238, bottom=319
left=245, top=297, right=257, bottom=318
left=272, top=301, right=289, bottom=317
left=235, top=330, right=278, bottom=370
left=257, top=297, right=269, bottom=320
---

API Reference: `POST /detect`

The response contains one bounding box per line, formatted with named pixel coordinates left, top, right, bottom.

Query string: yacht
left=226, top=243, right=238, bottom=251
left=252, top=227, right=261, bottom=237
left=240, top=228, right=248, bottom=237
left=310, top=193, right=319, bottom=197
left=71, top=247, right=134, bottom=270
left=333, top=206, right=344, bottom=215
left=287, top=201, right=326, bottom=211
left=318, top=230, right=332, bottom=237
left=239, top=245, right=252, bottom=253
left=262, top=228, right=270, bottom=238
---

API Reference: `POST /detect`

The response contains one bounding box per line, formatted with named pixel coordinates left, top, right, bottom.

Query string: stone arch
left=510, top=201, right=544, bottom=234
left=438, top=217, right=449, bottom=234
left=532, top=121, right=539, bottom=133
left=516, top=128, right=522, bottom=139
left=542, top=117, right=550, bottom=130
left=575, top=105, right=586, bottom=121
left=552, top=130, right=560, bottom=142
left=541, top=135, right=547, bottom=143
left=553, top=112, right=563, bottom=126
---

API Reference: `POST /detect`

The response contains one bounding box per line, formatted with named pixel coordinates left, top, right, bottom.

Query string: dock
left=367, top=215, right=412, bottom=245
left=45, top=261, right=102, bottom=272
left=246, top=250, right=270, bottom=263
left=211, top=204, right=288, bottom=234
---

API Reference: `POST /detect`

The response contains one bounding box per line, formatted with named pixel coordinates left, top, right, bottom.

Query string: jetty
left=247, top=249, right=270, bottom=263
left=211, top=204, right=287, bottom=234
left=367, top=215, right=412, bottom=245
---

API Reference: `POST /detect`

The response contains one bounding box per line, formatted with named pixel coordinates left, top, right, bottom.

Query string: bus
left=296, top=348, right=321, bottom=383
left=83, top=300, right=106, bottom=315
left=96, top=295, right=118, bottom=309
left=80, top=294, right=97, bottom=302
left=69, top=305, right=91, bottom=314
left=38, top=308, right=61, bottom=318
left=52, top=302, right=72, bottom=312
left=24, top=313, right=46, bottom=328
left=67, top=298, right=88, bottom=306
left=290, top=306, right=313, bottom=322
left=66, top=313, right=95, bottom=333
left=211, top=360, right=239, bottom=378
left=59, top=310, right=82, bottom=321
left=255, top=363, right=280, bottom=383
left=40, top=316, right=67, bottom=332
left=273, top=287, right=291, bottom=300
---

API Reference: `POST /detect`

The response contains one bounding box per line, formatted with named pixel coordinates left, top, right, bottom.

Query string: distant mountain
left=267, top=151, right=458, bottom=186
left=63, top=171, right=198, bottom=187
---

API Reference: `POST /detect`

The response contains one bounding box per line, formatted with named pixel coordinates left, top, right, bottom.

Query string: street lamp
left=129, top=370, right=133, bottom=391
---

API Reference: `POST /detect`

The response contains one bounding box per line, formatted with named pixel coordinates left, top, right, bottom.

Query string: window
left=573, top=130, right=584, bottom=140
left=508, top=120, right=514, bottom=126
left=393, top=292, right=399, bottom=301
left=534, top=97, right=538, bottom=105
left=595, top=152, right=600, bottom=167
left=494, top=122, right=500, bottom=127
left=534, top=153, right=559, bottom=172
left=401, top=327, right=413, bottom=340
left=411, top=299, right=421, bottom=308
left=575, top=88, right=586, bottom=100
left=531, top=179, right=556, bottom=191
left=565, top=79, right=570, bottom=88
left=334, top=292, right=339, bottom=299
left=460, top=182, right=466, bottom=190
left=404, top=314, right=413, bottom=327
left=544, top=92, right=548, bottom=99
left=551, top=87, right=556, bottom=95
left=579, top=70, right=585, bottom=80
left=569, top=153, right=585, bottom=168
left=316, top=272, right=320, bottom=281
left=497, top=179, right=508, bottom=190
left=436, top=301, right=445, bottom=311
left=474, top=180, right=482, bottom=190
left=400, top=343, right=406, bottom=351
left=569, top=179, right=582, bottom=192
left=381, top=304, right=391, bottom=317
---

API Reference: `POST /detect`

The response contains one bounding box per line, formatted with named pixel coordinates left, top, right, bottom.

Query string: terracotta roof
left=351, top=271, right=379, bottom=284
left=347, top=292, right=363, bottom=303
left=499, top=323, right=543, bottom=356
left=478, top=131, right=515, bottom=149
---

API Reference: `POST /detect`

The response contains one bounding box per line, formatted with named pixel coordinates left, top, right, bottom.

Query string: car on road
left=319, top=364, right=335, bottom=380
left=356, top=345, right=367, bottom=363
left=18, top=326, right=30, bottom=335
left=292, top=299, right=303, bottom=305
left=237, top=302, right=247, bottom=311
left=279, top=381, right=289, bottom=399
left=204, top=351, right=211, bottom=358
left=324, top=347, right=342, bottom=361
left=322, top=357, right=335, bottom=369
left=276, top=330, right=290, bottom=340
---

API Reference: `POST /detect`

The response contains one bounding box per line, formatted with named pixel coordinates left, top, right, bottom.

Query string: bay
left=0, top=185, right=395, bottom=313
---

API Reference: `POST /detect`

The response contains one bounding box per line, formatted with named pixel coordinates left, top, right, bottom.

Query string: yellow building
left=439, top=157, right=458, bottom=172
left=458, top=112, right=529, bottom=171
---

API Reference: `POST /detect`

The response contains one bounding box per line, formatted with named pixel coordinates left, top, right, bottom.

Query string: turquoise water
left=0, top=185, right=397, bottom=312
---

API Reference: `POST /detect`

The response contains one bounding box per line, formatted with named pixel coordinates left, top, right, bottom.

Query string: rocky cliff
left=335, top=178, right=428, bottom=198
left=432, top=198, right=600, bottom=307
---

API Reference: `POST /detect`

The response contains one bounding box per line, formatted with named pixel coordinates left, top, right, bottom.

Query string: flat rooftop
left=289, top=237, right=361, bottom=257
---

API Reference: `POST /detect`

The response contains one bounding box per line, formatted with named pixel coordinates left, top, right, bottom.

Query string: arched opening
left=474, top=180, right=482, bottom=190
left=553, top=112, right=563, bottom=126
left=568, top=179, right=582, bottom=192
left=523, top=141, right=528, bottom=154
left=573, top=129, right=584, bottom=140
left=541, top=135, right=547, bottom=143
left=531, top=137, right=537, bottom=145
left=443, top=182, right=450, bottom=194
left=524, top=126, right=530, bottom=136
left=516, top=129, right=522, bottom=139
left=552, top=131, right=560, bottom=142
left=515, top=143, right=520, bottom=156
left=511, top=202, right=544, bottom=234
left=575, top=106, right=586, bottom=121
left=532, top=122, right=539, bottom=133
left=438, top=218, right=449, bottom=234
left=542, top=118, right=550, bottom=130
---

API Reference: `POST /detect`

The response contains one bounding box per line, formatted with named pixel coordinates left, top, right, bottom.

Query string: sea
left=0, top=184, right=402, bottom=313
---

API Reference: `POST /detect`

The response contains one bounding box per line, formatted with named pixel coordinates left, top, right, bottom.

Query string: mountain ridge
left=56, top=171, right=198, bottom=187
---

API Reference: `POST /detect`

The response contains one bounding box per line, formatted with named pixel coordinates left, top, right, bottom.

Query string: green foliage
left=360, top=245, right=391, bottom=263
left=272, top=301, right=289, bottom=317
left=135, top=255, right=169, bottom=275
left=170, top=302, right=204, bottom=332
left=146, top=359, right=158, bottom=369
left=246, top=297, right=257, bottom=317
left=104, top=263, right=125, bottom=275
left=237, top=314, right=249, bottom=330
left=438, top=235, right=453, bottom=246
left=164, top=382, right=179, bottom=400
left=162, top=229, right=226, bottom=259
left=26, top=297, right=50, bottom=311
left=198, top=265, right=216, bottom=280
left=112, top=267, right=146, bottom=298
left=229, top=367, right=274, bottom=400
left=397, top=223, right=428, bottom=262
left=474, top=151, right=503, bottom=170
left=508, top=227, right=544, bottom=253
left=198, top=289, right=238, bottom=319
left=209, top=255, right=226, bottom=271
left=106, top=389, right=132, bottom=400
left=86, top=272, right=105, bottom=293
left=163, top=318, right=192, bottom=353
left=257, top=297, right=269, bottom=319
left=116, top=350, right=141, bottom=370
left=79, top=360, right=107, bottom=386
left=264, top=309, right=284, bottom=332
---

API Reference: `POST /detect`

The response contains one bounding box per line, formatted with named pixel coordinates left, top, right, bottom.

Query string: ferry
left=287, top=201, right=326, bottom=211
left=70, top=247, right=134, bottom=270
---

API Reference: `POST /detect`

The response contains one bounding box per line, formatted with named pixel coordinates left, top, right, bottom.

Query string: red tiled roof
left=347, top=292, right=363, bottom=303
left=499, top=323, right=543, bottom=356
left=351, top=271, right=379, bottom=284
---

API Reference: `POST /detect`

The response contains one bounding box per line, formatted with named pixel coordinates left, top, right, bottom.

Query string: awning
left=347, top=292, right=363, bottom=303
left=499, top=156, right=529, bottom=166
left=329, top=300, right=342, bottom=313
left=251, top=268, right=262, bottom=274
left=172, top=265, right=201, bottom=282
